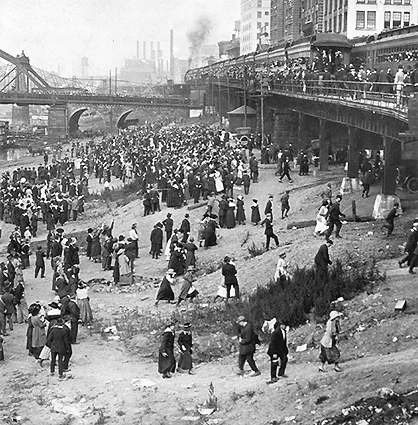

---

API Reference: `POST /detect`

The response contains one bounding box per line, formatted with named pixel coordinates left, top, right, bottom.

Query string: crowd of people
left=186, top=49, right=418, bottom=108
left=0, top=116, right=416, bottom=389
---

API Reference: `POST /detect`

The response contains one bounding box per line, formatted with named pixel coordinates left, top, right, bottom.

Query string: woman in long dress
left=251, top=199, right=261, bottom=225
left=184, top=237, right=198, bottom=269
left=155, top=269, right=176, bottom=306
left=236, top=195, right=246, bottom=225
left=319, top=311, right=343, bottom=372
left=225, top=199, right=236, bottom=229
left=31, top=304, right=47, bottom=359
left=158, top=322, right=176, bottom=378
left=177, top=323, right=194, bottom=374
left=315, top=200, right=329, bottom=236
left=214, top=170, right=224, bottom=194
left=91, top=229, right=101, bottom=263
left=118, top=248, right=133, bottom=285
left=76, top=282, right=93, bottom=325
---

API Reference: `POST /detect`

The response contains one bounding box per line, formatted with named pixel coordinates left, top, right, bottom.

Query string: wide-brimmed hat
left=279, top=252, right=287, bottom=258
left=182, top=322, right=191, bottom=329
left=329, top=311, right=342, bottom=320
left=167, top=268, right=175, bottom=275
left=236, top=315, right=246, bottom=324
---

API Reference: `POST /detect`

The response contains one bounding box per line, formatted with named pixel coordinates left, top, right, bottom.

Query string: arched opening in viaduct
left=116, top=110, right=133, bottom=129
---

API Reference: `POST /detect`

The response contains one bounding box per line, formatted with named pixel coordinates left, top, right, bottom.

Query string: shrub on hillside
left=92, top=260, right=383, bottom=361
left=243, top=259, right=384, bottom=332
left=247, top=242, right=266, bottom=258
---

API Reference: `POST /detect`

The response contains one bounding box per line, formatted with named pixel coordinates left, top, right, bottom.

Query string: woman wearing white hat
left=319, top=311, right=343, bottom=373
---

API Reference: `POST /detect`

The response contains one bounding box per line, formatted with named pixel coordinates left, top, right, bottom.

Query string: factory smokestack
left=170, top=29, right=174, bottom=80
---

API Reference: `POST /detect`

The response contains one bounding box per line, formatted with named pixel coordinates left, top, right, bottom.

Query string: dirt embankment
left=1, top=161, right=418, bottom=425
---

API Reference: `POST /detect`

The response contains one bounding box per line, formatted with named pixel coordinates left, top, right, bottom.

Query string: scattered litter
left=296, top=344, right=307, bottom=352
left=132, top=378, right=156, bottom=388
left=392, top=337, right=398, bottom=343
left=395, top=300, right=407, bottom=312
left=180, top=416, right=200, bottom=422
left=377, top=388, right=395, bottom=397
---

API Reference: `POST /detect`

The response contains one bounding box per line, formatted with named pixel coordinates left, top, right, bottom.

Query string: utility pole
left=218, top=76, right=222, bottom=126
left=243, top=57, right=247, bottom=127
left=109, top=70, right=112, bottom=95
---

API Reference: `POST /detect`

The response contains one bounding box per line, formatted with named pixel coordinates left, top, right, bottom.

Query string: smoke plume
left=187, top=16, right=213, bottom=64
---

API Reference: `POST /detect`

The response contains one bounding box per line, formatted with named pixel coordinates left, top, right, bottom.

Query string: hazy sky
left=0, top=0, right=240, bottom=77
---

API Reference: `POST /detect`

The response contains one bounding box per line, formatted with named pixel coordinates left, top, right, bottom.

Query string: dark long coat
left=267, top=327, right=288, bottom=357
left=158, top=329, right=176, bottom=374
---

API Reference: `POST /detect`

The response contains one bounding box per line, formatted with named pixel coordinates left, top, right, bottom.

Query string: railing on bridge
left=209, top=77, right=411, bottom=121
left=0, top=91, right=190, bottom=107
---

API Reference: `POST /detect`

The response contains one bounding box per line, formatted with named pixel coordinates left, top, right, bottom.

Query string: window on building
left=357, top=0, right=365, bottom=3
left=325, top=21, right=328, bottom=31
left=393, top=11, right=402, bottom=27
left=265, top=21, right=269, bottom=26
left=404, top=11, right=410, bottom=25
left=384, top=11, right=391, bottom=27
left=367, top=11, right=376, bottom=28
left=334, top=16, right=337, bottom=31
left=324, top=0, right=328, bottom=14
left=367, top=0, right=376, bottom=3
left=257, top=0, right=262, bottom=7
left=334, top=0, right=338, bottom=10
left=384, top=0, right=391, bottom=3
left=257, top=21, right=262, bottom=28
left=404, top=0, right=411, bottom=4
left=356, top=10, right=365, bottom=28
left=265, top=11, right=269, bottom=15
left=344, top=11, right=347, bottom=31
left=393, top=0, right=402, bottom=4
left=339, top=14, right=343, bottom=30
left=257, top=11, right=262, bottom=18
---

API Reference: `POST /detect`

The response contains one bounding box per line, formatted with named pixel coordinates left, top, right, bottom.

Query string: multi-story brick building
left=240, top=0, right=272, bottom=54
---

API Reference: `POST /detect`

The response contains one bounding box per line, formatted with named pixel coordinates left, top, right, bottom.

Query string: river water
left=0, top=148, right=30, bottom=163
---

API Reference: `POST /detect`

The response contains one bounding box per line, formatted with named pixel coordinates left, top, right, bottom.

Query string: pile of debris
left=316, top=388, right=418, bottom=424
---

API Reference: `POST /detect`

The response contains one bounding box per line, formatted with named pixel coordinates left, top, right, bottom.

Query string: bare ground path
left=1, top=158, right=418, bottom=424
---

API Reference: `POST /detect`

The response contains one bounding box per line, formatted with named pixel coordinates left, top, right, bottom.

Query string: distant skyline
left=0, top=0, right=240, bottom=77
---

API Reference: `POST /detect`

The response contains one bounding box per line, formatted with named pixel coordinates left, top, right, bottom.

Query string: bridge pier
left=319, top=119, right=329, bottom=171
left=373, top=137, right=403, bottom=219
left=12, top=105, right=30, bottom=126
left=48, top=105, right=68, bottom=142
left=272, top=109, right=299, bottom=148
left=340, top=126, right=361, bottom=195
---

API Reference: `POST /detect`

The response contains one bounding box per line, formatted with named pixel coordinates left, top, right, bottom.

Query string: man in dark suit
left=46, top=318, right=72, bottom=379
left=180, top=214, right=191, bottom=244
left=260, top=213, right=279, bottom=250
left=315, top=239, right=333, bottom=279
left=236, top=316, right=261, bottom=377
left=325, top=195, right=345, bottom=240
left=221, top=256, right=240, bottom=300
left=264, top=195, right=273, bottom=219
left=267, top=321, right=289, bottom=384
